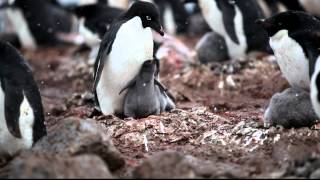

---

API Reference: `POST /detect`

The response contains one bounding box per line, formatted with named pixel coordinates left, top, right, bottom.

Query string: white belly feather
left=270, top=30, right=310, bottom=89
left=97, top=17, right=154, bottom=115
left=0, top=85, right=34, bottom=156
left=311, top=57, right=320, bottom=118
left=198, top=0, right=247, bottom=59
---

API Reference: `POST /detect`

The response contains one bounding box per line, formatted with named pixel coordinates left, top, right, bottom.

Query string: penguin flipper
left=119, top=79, right=137, bottom=95
left=154, top=79, right=176, bottom=103
left=93, top=22, right=122, bottom=107
left=291, top=30, right=320, bottom=78
left=2, top=79, right=23, bottom=138
left=216, top=0, right=240, bottom=44
left=154, top=79, right=168, bottom=93
left=306, top=32, right=320, bottom=78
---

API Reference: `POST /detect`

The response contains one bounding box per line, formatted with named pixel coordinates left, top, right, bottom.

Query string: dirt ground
left=2, top=36, right=320, bottom=178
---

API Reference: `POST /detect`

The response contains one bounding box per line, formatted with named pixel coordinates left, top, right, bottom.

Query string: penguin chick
left=119, top=60, right=175, bottom=119
left=0, top=41, right=46, bottom=157
left=264, top=87, right=318, bottom=128
left=196, top=31, right=229, bottom=64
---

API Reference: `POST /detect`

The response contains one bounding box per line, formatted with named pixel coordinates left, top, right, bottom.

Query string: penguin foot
left=264, top=87, right=318, bottom=128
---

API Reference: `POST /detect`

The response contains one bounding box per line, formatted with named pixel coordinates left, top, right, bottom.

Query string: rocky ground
left=0, top=37, right=320, bottom=178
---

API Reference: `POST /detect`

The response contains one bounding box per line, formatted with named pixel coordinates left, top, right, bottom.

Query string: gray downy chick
left=119, top=59, right=175, bottom=119
left=264, top=87, right=318, bottom=128
left=196, top=31, right=229, bottom=64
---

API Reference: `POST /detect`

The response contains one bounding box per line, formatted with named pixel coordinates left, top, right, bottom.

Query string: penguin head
left=140, top=59, right=157, bottom=81
left=123, top=1, right=164, bottom=36
left=256, top=10, right=320, bottom=37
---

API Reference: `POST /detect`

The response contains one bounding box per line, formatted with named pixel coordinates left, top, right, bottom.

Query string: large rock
left=196, top=32, right=229, bottom=64
left=133, top=151, right=250, bottom=179
left=9, top=152, right=113, bottom=179
left=264, top=87, right=318, bottom=128
left=33, top=118, right=125, bottom=171
left=133, top=151, right=197, bottom=179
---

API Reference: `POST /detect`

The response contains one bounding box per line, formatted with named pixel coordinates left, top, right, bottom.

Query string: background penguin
left=184, top=0, right=269, bottom=60
left=299, top=0, right=320, bottom=16
left=196, top=31, right=229, bottom=64
left=119, top=59, right=175, bottom=119
left=2, top=0, right=75, bottom=46
left=0, top=41, right=46, bottom=156
left=153, top=0, right=189, bottom=35
left=93, top=1, right=164, bottom=116
left=52, top=0, right=108, bottom=8
left=257, top=11, right=320, bottom=90
left=73, top=2, right=124, bottom=46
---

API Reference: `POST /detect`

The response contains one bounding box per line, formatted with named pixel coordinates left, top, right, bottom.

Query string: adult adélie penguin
left=93, top=1, right=164, bottom=116
left=184, top=0, right=268, bottom=60
left=0, top=41, right=46, bottom=156
left=257, top=11, right=320, bottom=90
left=257, top=11, right=320, bottom=127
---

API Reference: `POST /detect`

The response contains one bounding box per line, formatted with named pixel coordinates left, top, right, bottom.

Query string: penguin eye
left=146, top=16, right=152, bottom=21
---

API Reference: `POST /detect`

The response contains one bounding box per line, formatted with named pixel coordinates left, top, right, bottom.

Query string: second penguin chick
left=119, top=60, right=175, bottom=119
left=264, top=87, right=318, bottom=128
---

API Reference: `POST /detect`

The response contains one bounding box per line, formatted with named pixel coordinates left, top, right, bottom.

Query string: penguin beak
left=158, top=27, right=165, bottom=36
left=255, top=19, right=272, bottom=29
left=152, top=22, right=165, bottom=36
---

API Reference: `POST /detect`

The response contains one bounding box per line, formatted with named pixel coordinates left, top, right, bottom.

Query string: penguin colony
left=0, top=0, right=320, bottom=156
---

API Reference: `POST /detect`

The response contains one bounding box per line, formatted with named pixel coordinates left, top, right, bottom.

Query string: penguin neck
left=137, top=77, right=154, bottom=91
left=270, top=29, right=289, bottom=42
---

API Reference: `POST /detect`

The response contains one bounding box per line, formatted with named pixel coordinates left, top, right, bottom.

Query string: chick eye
left=146, top=16, right=152, bottom=21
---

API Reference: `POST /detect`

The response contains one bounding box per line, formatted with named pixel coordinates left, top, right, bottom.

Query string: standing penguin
left=93, top=1, right=164, bottom=115
left=73, top=2, right=124, bottom=45
left=257, top=11, right=320, bottom=90
left=184, top=0, right=268, bottom=59
left=0, top=41, right=46, bottom=156
left=257, top=11, right=320, bottom=127
left=3, top=0, right=74, bottom=46
left=119, top=59, right=175, bottom=119
left=263, top=30, right=320, bottom=127
left=153, top=0, right=189, bottom=35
